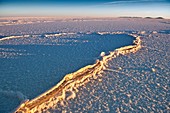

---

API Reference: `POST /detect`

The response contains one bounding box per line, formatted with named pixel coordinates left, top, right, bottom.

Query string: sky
left=0, top=0, right=170, bottom=18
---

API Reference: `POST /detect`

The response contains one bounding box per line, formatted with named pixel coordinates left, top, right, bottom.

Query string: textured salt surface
left=14, top=33, right=141, bottom=112
left=0, top=32, right=134, bottom=112
left=0, top=18, right=169, bottom=113
left=54, top=33, right=169, bottom=113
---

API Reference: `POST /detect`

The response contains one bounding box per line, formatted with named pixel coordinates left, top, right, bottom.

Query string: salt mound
left=100, top=52, right=105, bottom=57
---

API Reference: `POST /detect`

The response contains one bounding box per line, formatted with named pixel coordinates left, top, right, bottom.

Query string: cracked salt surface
left=45, top=19, right=169, bottom=113
left=0, top=32, right=135, bottom=112
left=49, top=32, right=169, bottom=113
left=0, top=18, right=169, bottom=113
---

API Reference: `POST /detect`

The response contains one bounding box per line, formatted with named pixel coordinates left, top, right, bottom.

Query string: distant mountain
left=145, top=17, right=153, bottom=19
left=145, top=17, right=164, bottom=19
left=155, top=17, right=164, bottom=19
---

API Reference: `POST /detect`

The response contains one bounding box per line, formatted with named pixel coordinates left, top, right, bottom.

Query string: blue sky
left=0, top=0, right=170, bottom=18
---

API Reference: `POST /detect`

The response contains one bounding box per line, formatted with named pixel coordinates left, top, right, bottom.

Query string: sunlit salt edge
left=0, top=32, right=76, bottom=42
left=14, top=31, right=141, bottom=113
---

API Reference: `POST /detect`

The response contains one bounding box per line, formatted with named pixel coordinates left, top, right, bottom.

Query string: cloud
left=103, top=0, right=167, bottom=5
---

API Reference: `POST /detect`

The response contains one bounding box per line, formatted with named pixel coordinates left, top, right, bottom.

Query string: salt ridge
left=14, top=32, right=141, bottom=113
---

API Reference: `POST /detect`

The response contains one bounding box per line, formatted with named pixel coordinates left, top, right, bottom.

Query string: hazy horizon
left=0, top=0, right=170, bottom=18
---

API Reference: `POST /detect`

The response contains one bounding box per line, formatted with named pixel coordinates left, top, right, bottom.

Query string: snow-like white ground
left=0, top=17, right=169, bottom=112
left=0, top=18, right=169, bottom=36
left=53, top=31, right=169, bottom=113
left=44, top=18, right=170, bottom=113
